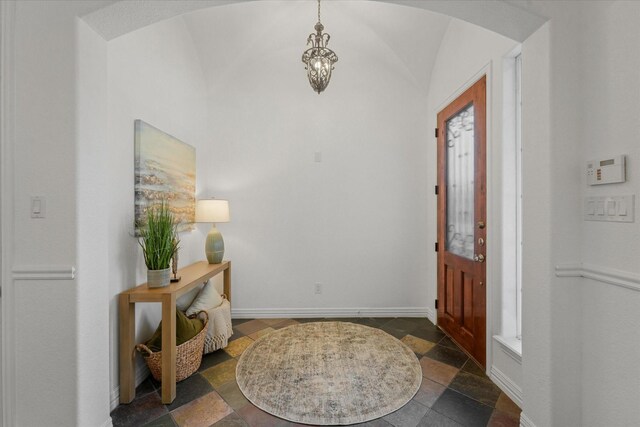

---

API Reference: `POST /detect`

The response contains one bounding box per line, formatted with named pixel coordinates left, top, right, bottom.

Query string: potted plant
left=138, top=201, right=180, bottom=288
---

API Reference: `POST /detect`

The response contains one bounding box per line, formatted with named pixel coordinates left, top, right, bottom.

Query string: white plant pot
left=147, top=268, right=171, bottom=288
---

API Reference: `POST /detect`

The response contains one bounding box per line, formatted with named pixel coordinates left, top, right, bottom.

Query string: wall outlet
left=314, top=283, right=322, bottom=295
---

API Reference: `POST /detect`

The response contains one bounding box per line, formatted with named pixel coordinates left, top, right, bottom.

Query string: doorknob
left=477, top=221, right=485, bottom=229
left=474, top=254, right=485, bottom=263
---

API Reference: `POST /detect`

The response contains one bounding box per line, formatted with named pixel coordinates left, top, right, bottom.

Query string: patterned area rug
left=236, top=322, right=422, bottom=425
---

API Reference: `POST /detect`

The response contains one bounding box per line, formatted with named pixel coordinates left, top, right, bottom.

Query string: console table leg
left=119, top=294, right=136, bottom=403
left=161, top=294, right=177, bottom=404
left=224, top=261, right=231, bottom=303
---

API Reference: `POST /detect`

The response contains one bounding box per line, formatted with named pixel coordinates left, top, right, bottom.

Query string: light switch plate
left=584, top=195, right=634, bottom=222
left=31, top=196, right=46, bottom=219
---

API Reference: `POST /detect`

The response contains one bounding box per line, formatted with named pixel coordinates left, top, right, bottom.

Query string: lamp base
left=206, top=225, right=225, bottom=264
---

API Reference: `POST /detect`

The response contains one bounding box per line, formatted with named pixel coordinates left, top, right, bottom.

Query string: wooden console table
left=119, top=260, right=231, bottom=404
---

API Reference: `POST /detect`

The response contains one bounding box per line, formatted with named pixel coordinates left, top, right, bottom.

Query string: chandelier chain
left=302, top=0, right=337, bottom=94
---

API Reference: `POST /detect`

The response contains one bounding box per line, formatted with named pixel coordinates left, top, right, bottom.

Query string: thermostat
left=586, top=155, right=626, bottom=185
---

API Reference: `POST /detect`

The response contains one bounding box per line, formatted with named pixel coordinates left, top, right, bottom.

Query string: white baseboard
left=520, top=412, right=536, bottom=427
left=100, top=417, right=114, bottom=427
left=425, top=307, right=436, bottom=324
left=110, top=363, right=150, bottom=411
left=490, top=365, right=523, bottom=408
left=231, top=307, right=431, bottom=319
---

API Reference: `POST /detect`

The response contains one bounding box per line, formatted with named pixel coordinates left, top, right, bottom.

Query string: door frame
left=434, top=63, right=494, bottom=374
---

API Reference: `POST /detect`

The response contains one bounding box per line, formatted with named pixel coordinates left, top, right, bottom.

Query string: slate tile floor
left=111, top=318, right=521, bottom=427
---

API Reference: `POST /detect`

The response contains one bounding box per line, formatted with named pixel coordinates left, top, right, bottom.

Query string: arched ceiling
left=180, top=1, right=451, bottom=94
left=82, top=0, right=547, bottom=43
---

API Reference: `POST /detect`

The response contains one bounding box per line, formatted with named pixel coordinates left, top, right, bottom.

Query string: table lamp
left=195, top=198, right=230, bottom=264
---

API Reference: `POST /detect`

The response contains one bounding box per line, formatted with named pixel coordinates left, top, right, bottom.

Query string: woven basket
left=136, top=311, right=208, bottom=383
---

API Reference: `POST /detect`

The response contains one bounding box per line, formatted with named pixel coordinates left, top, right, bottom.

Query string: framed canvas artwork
left=134, top=120, right=196, bottom=236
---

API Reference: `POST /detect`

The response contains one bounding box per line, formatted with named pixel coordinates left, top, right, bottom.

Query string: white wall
left=107, top=16, right=211, bottom=407
left=12, top=0, right=77, bottom=417
left=76, top=17, right=111, bottom=427
left=520, top=22, right=554, bottom=427
left=423, top=17, right=520, bottom=394
left=520, top=4, right=587, bottom=424
left=11, top=1, right=640, bottom=427
left=580, top=2, right=640, bottom=272
left=578, top=2, right=640, bottom=425
left=10, top=1, right=111, bottom=425
left=183, top=1, right=450, bottom=317
left=519, top=2, right=640, bottom=426
left=546, top=5, right=584, bottom=424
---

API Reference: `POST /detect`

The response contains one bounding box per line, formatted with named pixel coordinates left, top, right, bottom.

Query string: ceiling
left=83, top=0, right=545, bottom=43
left=82, top=1, right=543, bottom=96
left=180, top=0, right=452, bottom=94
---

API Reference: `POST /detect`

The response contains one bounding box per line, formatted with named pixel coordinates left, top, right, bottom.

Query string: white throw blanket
left=203, top=297, right=233, bottom=354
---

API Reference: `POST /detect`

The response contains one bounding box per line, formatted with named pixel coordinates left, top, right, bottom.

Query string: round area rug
left=236, top=321, right=422, bottom=425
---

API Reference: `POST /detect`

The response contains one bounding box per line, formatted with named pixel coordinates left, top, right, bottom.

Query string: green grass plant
left=138, top=201, right=180, bottom=270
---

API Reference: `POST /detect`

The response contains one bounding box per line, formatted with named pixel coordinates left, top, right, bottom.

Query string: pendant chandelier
left=301, top=0, right=338, bottom=94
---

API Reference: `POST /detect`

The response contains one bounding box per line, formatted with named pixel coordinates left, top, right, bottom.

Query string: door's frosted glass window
left=446, top=104, right=475, bottom=259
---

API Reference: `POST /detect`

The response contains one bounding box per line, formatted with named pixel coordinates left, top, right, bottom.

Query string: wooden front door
left=437, top=76, right=487, bottom=368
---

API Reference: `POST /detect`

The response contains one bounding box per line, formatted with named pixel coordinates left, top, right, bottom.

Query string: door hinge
left=435, top=242, right=439, bottom=252
left=435, top=299, right=439, bottom=309
left=434, top=185, right=439, bottom=195
left=435, top=128, right=439, bottom=138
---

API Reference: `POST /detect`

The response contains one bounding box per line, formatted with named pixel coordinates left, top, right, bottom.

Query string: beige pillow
left=186, top=280, right=223, bottom=316
left=176, top=285, right=202, bottom=312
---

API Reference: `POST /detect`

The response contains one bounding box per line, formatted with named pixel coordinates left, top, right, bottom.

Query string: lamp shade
left=195, top=199, right=230, bottom=223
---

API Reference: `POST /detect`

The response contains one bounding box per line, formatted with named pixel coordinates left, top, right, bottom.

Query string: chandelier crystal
left=302, top=0, right=338, bottom=94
